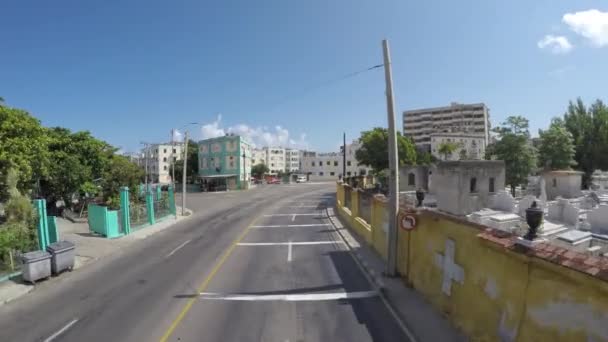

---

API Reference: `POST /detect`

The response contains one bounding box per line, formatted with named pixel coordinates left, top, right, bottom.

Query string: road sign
left=399, top=213, right=416, bottom=231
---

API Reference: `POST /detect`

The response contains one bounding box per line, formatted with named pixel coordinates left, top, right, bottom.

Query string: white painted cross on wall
left=434, top=239, right=465, bottom=296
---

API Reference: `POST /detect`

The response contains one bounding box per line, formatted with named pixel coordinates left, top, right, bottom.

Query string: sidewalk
left=0, top=207, right=192, bottom=306
left=326, top=207, right=467, bottom=342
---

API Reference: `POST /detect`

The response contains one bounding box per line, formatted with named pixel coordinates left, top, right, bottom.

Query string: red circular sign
left=399, top=213, right=417, bottom=230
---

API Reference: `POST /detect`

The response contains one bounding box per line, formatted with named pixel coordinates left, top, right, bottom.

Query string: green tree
left=416, top=151, right=435, bottom=165
left=355, top=127, right=417, bottom=173
left=251, top=163, right=270, bottom=178
left=437, top=142, right=459, bottom=161
left=562, top=98, right=608, bottom=186
left=0, top=105, right=49, bottom=197
left=173, top=140, right=199, bottom=183
left=101, top=155, right=144, bottom=208
left=485, top=116, right=537, bottom=196
left=537, top=119, right=576, bottom=170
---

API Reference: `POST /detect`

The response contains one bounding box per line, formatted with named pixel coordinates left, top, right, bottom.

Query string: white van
left=296, top=175, right=307, bottom=183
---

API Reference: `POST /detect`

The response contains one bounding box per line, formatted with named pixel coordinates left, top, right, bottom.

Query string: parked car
left=268, top=178, right=280, bottom=184
left=296, top=175, right=307, bottom=183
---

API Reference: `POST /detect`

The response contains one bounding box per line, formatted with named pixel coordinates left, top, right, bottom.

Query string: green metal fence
left=129, top=202, right=149, bottom=230
left=153, top=192, right=171, bottom=221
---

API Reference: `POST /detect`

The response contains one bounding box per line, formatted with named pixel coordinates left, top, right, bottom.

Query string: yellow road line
left=159, top=215, right=261, bottom=342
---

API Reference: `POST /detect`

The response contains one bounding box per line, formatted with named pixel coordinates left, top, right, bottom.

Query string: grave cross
left=434, top=239, right=465, bottom=296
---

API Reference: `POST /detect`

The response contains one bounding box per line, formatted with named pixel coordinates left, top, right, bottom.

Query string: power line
left=266, top=63, right=384, bottom=112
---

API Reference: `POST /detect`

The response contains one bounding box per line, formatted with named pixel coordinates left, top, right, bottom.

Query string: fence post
left=120, top=187, right=132, bottom=235
left=168, top=185, right=176, bottom=216
left=156, top=186, right=161, bottom=200
left=47, top=216, right=58, bottom=244
left=33, top=199, right=49, bottom=250
left=146, top=191, right=155, bottom=225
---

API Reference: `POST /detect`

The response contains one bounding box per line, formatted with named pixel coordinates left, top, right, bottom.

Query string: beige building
left=140, top=143, right=183, bottom=184
left=430, top=132, right=486, bottom=160
left=299, top=141, right=372, bottom=181
left=403, top=102, right=491, bottom=152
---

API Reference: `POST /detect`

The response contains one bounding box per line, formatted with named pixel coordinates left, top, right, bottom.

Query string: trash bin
left=46, top=241, right=75, bottom=275
left=21, top=250, right=51, bottom=284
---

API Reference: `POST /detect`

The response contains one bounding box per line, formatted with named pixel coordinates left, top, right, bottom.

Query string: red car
left=268, top=178, right=281, bottom=184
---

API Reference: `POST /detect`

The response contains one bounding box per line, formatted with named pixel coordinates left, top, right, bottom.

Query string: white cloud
left=172, top=129, right=183, bottom=142
left=199, top=116, right=309, bottom=149
left=537, top=35, right=573, bottom=54
left=563, top=9, right=608, bottom=47
left=200, top=114, right=226, bottom=139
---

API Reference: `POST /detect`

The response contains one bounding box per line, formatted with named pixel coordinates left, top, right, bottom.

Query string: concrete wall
left=336, top=182, right=608, bottom=342
left=543, top=171, right=583, bottom=200
left=434, top=160, right=505, bottom=216
left=399, top=165, right=429, bottom=192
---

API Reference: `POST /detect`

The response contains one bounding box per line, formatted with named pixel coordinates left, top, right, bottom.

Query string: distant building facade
left=430, top=132, right=486, bottom=160
left=299, top=140, right=372, bottom=181
left=250, top=147, right=300, bottom=174
left=198, top=135, right=252, bottom=190
left=403, top=102, right=491, bottom=153
left=139, top=143, right=183, bottom=184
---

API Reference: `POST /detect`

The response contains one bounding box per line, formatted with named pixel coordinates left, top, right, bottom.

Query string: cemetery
left=337, top=162, right=608, bottom=341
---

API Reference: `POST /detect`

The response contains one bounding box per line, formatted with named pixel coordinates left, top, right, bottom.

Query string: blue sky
left=1, top=0, right=607, bottom=152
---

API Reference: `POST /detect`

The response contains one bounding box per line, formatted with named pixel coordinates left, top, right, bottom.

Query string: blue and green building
left=198, top=135, right=252, bottom=191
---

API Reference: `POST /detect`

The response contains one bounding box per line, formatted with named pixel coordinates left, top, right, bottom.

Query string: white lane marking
left=325, top=207, right=418, bottom=342
left=44, top=319, right=79, bottom=342
left=165, top=239, right=191, bottom=258
left=291, top=214, right=296, bottom=221
left=264, top=213, right=320, bottom=217
left=287, top=240, right=293, bottom=262
left=251, top=223, right=331, bottom=228
left=198, top=290, right=378, bottom=301
left=237, top=241, right=344, bottom=246
left=286, top=205, right=318, bottom=208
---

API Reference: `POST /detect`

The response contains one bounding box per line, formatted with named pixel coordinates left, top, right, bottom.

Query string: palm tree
left=437, top=142, right=459, bottom=161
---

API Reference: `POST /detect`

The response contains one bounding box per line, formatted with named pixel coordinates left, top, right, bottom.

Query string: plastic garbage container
left=46, top=241, right=75, bottom=275
left=21, top=250, right=51, bottom=284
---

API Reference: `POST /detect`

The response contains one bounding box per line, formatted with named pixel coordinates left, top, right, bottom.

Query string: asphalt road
left=0, top=183, right=411, bottom=342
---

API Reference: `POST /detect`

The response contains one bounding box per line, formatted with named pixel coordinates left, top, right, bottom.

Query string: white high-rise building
left=403, top=102, right=491, bottom=153
left=251, top=147, right=301, bottom=174
left=139, top=143, right=183, bottom=184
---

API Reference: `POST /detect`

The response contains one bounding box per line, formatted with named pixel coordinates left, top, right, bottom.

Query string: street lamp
left=176, top=122, right=201, bottom=216
left=242, top=152, right=246, bottom=189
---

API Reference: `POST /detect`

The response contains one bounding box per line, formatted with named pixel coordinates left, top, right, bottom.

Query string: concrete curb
left=325, top=207, right=386, bottom=291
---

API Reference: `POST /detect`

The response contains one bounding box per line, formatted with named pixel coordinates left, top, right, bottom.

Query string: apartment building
left=251, top=147, right=300, bottom=174
left=403, top=102, right=490, bottom=152
left=299, top=140, right=372, bottom=181
left=198, top=135, right=252, bottom=190
left=430, top=132, right=486, bottom=161
left=140, top=143, right=183, bottom=184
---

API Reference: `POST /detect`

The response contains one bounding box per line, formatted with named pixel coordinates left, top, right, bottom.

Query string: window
left=173, top=149, right=176, bottom=153
left=330, top=172, right=335, bottom=176
left=155, top=149, right=158, bottom=153
left=408, top=173, right=415, bottom=186
left=347, top=161, right=351, bottom=166
left=163, top=165, right=167, bottom=170
left=173, top=157, right=176, bottom=162
left=319, top=172, right=324, bottom=176
left=470, top=177, right=477, bottom=193
left=163, top=149, right=167, bottom=153
left=347, top=171, right=351, bottom=176
left=552, top=178, right=557, bottom=187
left=163, top=157, right=167, bottom=162
left=311, top=161, right=315, bottom=166
left=319, top=161, right=323, bottom=166
left=489, top=177, right=495, bottom=193
left=333, top=161, right=337, bottom=166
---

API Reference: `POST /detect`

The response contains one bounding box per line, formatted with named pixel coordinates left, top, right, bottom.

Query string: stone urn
left=415, top=189, right=425, bottom=207
left=524, top=201, right=543, bottom=241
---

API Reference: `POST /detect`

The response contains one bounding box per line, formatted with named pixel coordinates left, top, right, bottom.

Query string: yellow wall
left=335, top=183, right=608, bottom=342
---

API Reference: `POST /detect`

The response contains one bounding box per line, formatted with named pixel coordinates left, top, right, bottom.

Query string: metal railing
left=153, top=193, right=171, bottom=221
left=129, top=202, right=149, bottom=230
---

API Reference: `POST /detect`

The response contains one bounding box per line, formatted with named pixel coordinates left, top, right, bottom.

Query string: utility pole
left=142, top=142, right=149, bottom=187
left=181, top=131, right=189, bottom=216
left=171, top=129, right=176, bottom=186
left=382, top=39, right=400, bottom=277
left=343, top=132, right=346, bottom=179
